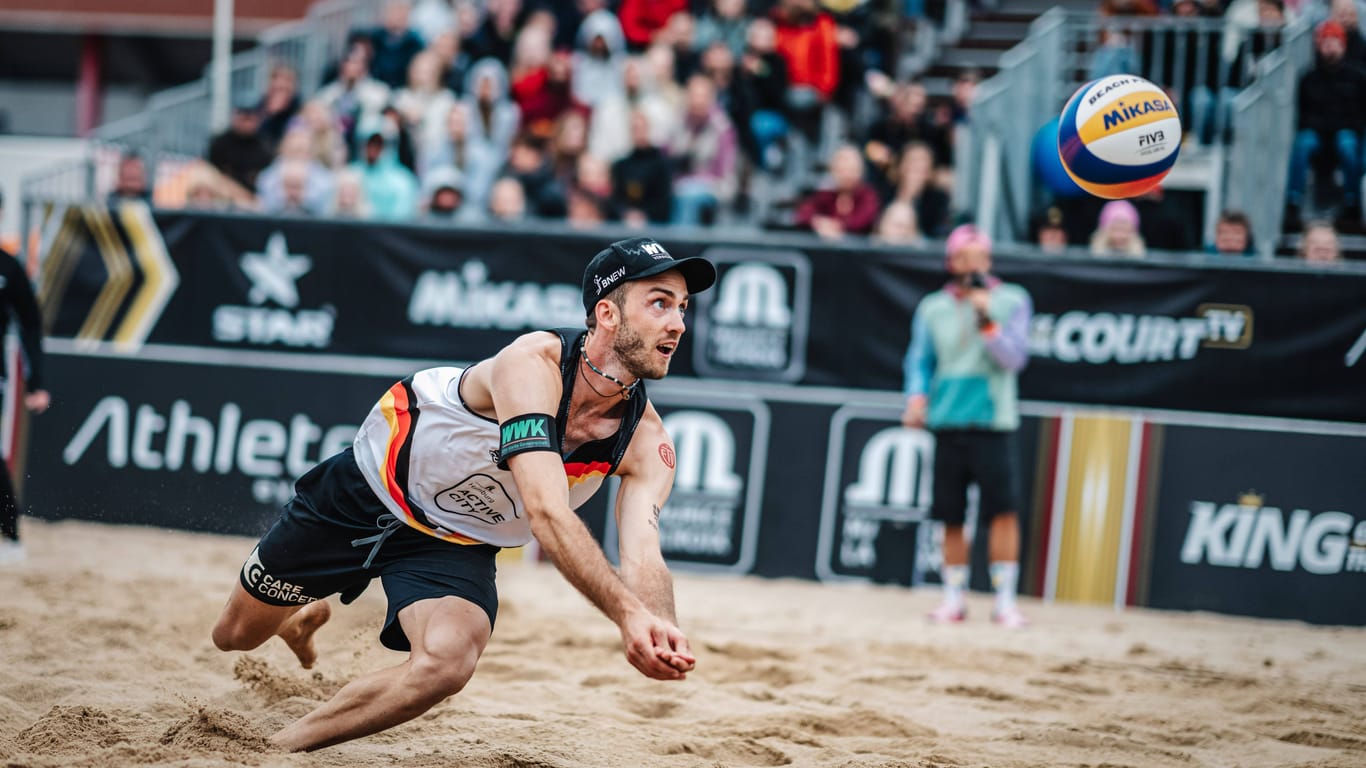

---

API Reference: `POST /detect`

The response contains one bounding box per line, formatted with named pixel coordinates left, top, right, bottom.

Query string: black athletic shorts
left=238, top=447, right=500, bottom=652
left=929, top=429, right=1022, bottom=526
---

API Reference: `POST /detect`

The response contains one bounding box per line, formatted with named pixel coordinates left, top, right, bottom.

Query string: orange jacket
left=774, top=12, right=840, bottom=100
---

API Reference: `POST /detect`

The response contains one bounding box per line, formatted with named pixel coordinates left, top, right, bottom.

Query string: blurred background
left=0, top=0, right=1362, bottom=625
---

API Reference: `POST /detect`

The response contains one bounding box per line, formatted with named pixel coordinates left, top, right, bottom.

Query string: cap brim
left=631, top=256, right=717, bottom=297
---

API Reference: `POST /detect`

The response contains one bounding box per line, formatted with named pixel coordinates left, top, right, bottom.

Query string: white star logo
left=241, top=232, right=311, bottom=308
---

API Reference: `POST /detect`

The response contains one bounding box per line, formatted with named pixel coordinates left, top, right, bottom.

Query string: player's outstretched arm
left=614, top=408, right=695, bottom=674
left=485, top=337, right=685, bottom=681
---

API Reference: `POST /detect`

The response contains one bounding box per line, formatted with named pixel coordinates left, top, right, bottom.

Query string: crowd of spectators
left=172, top=0, right=1360, bottom=262
left=191, top=0, right=965, bottom=243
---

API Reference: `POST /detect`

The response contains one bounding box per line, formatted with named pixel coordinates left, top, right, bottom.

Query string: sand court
left=1, top=518, right=1363, bottom=768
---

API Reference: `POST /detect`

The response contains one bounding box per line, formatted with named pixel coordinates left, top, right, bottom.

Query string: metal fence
left=94, top=0, right=379, bottom=156
left=1225, top=23, right=1312, bottom=259
left=957, top=8, right=1068, bottom=241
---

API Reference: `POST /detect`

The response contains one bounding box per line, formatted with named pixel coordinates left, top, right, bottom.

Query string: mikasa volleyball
left=1056, top=74, right=1182, bottom=199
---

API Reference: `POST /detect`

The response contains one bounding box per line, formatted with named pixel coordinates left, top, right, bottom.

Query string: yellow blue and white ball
left=1057, top=74, right=1182, bottom=199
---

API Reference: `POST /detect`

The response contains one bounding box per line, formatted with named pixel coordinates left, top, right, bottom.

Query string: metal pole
left=210, top=0, right=235, bottom=133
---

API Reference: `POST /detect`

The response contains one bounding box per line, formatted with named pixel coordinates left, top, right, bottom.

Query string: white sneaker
left=0, top=540, right=25, bottom=565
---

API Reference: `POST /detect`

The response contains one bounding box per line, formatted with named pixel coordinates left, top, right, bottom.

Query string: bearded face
left=612, top=312, right=671, bottom=380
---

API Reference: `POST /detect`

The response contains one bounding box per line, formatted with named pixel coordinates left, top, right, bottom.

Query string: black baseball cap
left=582, top=237, right=716, bottom=315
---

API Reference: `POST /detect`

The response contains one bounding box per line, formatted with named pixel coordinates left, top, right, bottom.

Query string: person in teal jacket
left=901, top=223, right=1033, bottom=628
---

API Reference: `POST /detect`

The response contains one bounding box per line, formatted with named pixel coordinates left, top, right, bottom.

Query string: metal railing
left=1226, top=23, right=1312, bottom=259
left=94, top=0, right=379, bottom=155
left=957, top=8, right=1068, bottom=240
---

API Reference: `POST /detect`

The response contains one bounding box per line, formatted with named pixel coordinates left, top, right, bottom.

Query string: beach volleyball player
left=211, top=237, right=714, bottom=751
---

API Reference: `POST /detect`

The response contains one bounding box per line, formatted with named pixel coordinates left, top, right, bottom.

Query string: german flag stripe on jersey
left=565, top=460, right=612, bottom=489
left=378, top=378, right=485, bottom=546
left=379, top=378, right=429, bottom=528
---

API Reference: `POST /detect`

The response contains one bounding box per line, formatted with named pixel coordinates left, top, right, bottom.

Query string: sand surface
left=1, top=518, right=1364, bottom=768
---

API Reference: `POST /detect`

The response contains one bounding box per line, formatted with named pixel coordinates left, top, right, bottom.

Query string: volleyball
left=1056, top=74, right=1182, bottom=199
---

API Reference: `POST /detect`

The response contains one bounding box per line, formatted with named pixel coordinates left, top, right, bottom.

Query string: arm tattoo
left=649, top=504, right=662, bottom=530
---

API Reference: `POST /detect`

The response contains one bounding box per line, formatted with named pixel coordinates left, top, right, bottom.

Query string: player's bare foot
left=278, top=600, right=331, bottom=669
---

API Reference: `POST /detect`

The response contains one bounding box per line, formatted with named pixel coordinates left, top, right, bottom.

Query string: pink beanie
left=945, top=224, right=992, bottom=261
left=1098, top=200, right=1140, bottom=230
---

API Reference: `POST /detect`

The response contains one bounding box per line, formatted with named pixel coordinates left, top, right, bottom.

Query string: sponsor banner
left=40, top=211, right=1366, bottom=421
left=31, top=352, right=391, bottom=536
left=22, top=347, right=1366, bottom=623
left=1144, top=424, right=1366, bottom=625
left=691, top=248, right=811, bottom=382
left=815, top=405, right=938, bottom=583
left=603, top=394, right=768, bottom=574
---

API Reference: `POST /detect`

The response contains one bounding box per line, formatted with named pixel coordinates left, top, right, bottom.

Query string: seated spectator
left=867, top=81, right=950, bottom=171
left=410, top=0, right=454, bottom=45
left=208, top=100, right=274, bottom=191
left=350, top=130, right=420, bottom=221
left=773, top=0, right=840, bottom=139
left=257, top=64, right=301, bottom=150
left=504, top=134, right=566, bottom=218
left=645, top=44, right=686, bottom=119
left=700, top=42, right=737, bottom=112
left=590, top=55, right=677, bottom=163
left=1210, top=209, right=1256, bottom=255
left=465, top=0, right=520, bottom=65
left=1090, top=200, right=1147, bottom=257
left=1134, top=185, right=1198, bottom=251
left=315, top=44, right=392, bottom=154
left=573, top=10, right=627, bottom=108
left=290, top=100, right=349, bottom=170
left=617, top=0, right=688, bottom=51
left=1286, top=21, right=1366, bottom=227
left=886, top=142, right=950, bottom=238
left=1299, top=220, right=1343, bottom=261
left=1330, top=0, right=1366, bottom=67
left=1029, top=206, right=1070, bottom=254
left=488, top=176, right=528, bottom=222
left=695, top=0, right=750, bottom=57
left=428, top=28, right=471, bottom=96
left=257, top=127, right=336, bottom=215
left=183, top=162, right=253, bottom=211
left=794, top=145, right=881, bottom=239
left=612, top=111, right=675, bottom=225
left=731, top=18, right=791, bottom=171
left=276, top=160, right=320, bottom=216
left=1088, top=28, right=1138, bottom=81
left=421, top=165, right=466, bottom=220
left=511, top=34, right=575, bottom=139
left=463, top=58, right=522, bottom=210
left=574, top=153, right=615, bottom=207
left=419, top=101, right=470, bottom=179
left=109, top=152, right=151, bottom=206
left=669, top=74, right=739, bottom=225
left=874, top=201, right=924, bottom=245
left=566, top=186, right=610, bottom=228
left=393, top=51, right=457, bottom=150
left=551, top=110, right=590, bottom=181
left=369, top=0, right=427, bottom=89
left=328, top=168, right=371, bottom=218
left=661, top=11, right=702, bottom=84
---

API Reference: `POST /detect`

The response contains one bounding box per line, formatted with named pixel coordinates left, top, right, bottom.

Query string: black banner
left=30, top=351, right=392, bottom=536
left=24, top=348, right=1366, bottom=624
left=44, top=212, right=1366, bottom=422
left=1144, top=424, right=1366, bottom=625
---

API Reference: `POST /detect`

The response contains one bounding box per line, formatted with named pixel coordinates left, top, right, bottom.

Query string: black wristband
left=496, top=413, right=559, bottom=470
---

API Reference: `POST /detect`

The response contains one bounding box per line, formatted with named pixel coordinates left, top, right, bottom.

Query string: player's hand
left=901, top=396, right=927, bottom=429
left=24, top=390, right=50, bottom=414
left=619, top=608, right=694, bottom=681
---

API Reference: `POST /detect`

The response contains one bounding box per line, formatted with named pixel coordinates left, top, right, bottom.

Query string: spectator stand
left=93, top=0, right=379, bottom=157
left=962, top=8, right=1311, bottom=258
